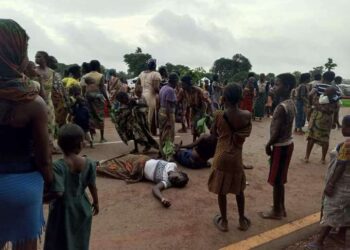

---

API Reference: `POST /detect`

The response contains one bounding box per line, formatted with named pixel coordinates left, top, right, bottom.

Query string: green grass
left=341, top=99, right=350, bottom=107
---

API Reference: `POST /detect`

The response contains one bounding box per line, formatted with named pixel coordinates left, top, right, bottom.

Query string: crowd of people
left=0, top=19, right=349, bottom=250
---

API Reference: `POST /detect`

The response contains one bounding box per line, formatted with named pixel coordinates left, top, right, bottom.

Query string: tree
left=324, top=58, right=337, bottom=71
left=163, top=63, right=191, bottom=77
left=211, top=53, right=252, bottom=83
left=232, top=54, right=252, bottom=73
left=232, top=71, right=249, bottom=83
left=123, top=48, right=152, bottom=77
left=309, top=66, right=324, bottom=78
left=293, top=71, right=301, bottom=83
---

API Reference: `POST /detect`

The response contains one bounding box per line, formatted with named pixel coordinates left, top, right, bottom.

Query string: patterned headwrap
left=0, top=19, right=36, bottom=102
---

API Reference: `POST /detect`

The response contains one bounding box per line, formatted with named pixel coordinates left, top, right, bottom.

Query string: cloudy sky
left=1, top=0, right=349, bottom=77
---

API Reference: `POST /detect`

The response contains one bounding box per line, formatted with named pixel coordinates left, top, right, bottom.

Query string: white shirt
left=144, top=159, right=177, bottom=188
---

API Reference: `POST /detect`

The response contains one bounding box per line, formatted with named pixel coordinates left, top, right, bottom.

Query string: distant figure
left=211, top=74, right=223, bottom=110
left=305, top=71, right=340, bottom=164
left=307, top=116, right=350, bottom=250
left=44, top=124, right=99, bottom=250
left=137, top=58, right=162, bottom=136
left=254, top=73, right=268, bottom=121
left=240, top=77, right=255, bottom=113
left=260, top=73, right=296, bottom=220
left=209, top=84, right=252, bottom=232
left=82, top=60, right=110, bottom=143
left=294, top=73, right=310, bottom=134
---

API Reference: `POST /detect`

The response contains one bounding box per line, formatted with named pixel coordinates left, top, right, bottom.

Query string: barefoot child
left=208, top=83, right=252, bottom=232
left=307, top=115, right=350, bottom=250
left=260, top=73, right=296, bottom=220
left=44, top=124, right=99, bottom=250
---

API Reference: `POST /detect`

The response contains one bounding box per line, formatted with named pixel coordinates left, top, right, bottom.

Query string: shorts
left=268, top=143, right=294, bottom=186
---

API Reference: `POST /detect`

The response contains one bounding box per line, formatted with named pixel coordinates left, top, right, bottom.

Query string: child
left=208, top=83, right=252, bottom=232
left=260, top=73, right=296, bottom=220
left=307, top=116, right=350, bottom=250
left=44, top=124, right=99, bottom=250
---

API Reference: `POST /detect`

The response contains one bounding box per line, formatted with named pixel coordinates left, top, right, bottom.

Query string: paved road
left=47, top=109, right=345, bottom=250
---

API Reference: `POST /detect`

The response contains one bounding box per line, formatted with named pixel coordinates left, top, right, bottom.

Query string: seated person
left=97, top=154, right=189, bottom=208
left=175, top=134, right=217, bottom=169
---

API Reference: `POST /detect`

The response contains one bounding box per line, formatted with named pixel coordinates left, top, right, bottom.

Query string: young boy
left=260, top=73, right=296, bottom=220
left=44, top=124, right=99, bottom=250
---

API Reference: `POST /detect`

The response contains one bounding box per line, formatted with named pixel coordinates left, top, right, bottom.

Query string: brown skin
left=211, top=98, right=251, bottom=231
left=262, top=78, right=291, bottom=219
left=309, top=123, right=350, bottom=249
left=25, top=61, right=47, bottom=100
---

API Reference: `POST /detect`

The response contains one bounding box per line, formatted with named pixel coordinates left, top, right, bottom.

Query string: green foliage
left=309, top=66, right=324, bottom=78
left=123, top=48, right=152, bottom=77
left=163, top=63, right=191, bottom=76
left=211, top=53, right=252, bottom=83
left=324, top=58, right=337, bottom=71
left=266, top=73, right=275, bottom=81
left=293, top=71, right=301, bottom=84
left=232, top=71, right=249, bottom=83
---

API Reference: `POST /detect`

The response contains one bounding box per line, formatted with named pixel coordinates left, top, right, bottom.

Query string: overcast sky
left=1, top=0, right=349, bottom=78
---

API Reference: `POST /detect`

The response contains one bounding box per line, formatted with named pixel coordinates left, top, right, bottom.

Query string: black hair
left=168, top=72, right=179, bottom=84
left=115, top=91, right=129, bottom=104
left=89, top=60, right=101, bottom=72
left=69, top=84, right=81, bottom=97
left=342, top=115, right=350, bottom=128
left=277, top=73, right=296, bottom=91
left=300, top=73, right=311, bottom=84
left=181, top=75, right=192, bottom=86
left=81, top=62, right=91, bottom=75
left=248, top=72, right=255, bottom=78
left=147, top=59, right=156, bottom=71
left=314, top=73, right=322, bottom=81
left=58, top=124, right=84, bottom=155
left=323, top=71, right=335, bottom=83
left=37, top=51, right=57, bottom=69
left=223, top=83, right=242, bottom=105
left=334, top=76, right=343, bottom=84
left=68, top=64, right=81, bottom=79
left=170, top=172, right=189, bottom=188
left=158, top=66, right=168, bottom=78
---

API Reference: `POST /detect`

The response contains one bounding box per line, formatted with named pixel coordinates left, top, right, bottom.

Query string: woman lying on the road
left=97, top=154, right=189, bottom=208
left=174, top=134, right=218, bottom=169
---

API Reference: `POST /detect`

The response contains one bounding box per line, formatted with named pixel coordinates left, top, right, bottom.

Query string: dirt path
left=48, top=109, right=346, bottom=250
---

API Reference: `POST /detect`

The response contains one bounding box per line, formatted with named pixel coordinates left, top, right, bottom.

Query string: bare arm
left=32, top=97, right=52, bottom=185
left=266, top=106, right=284, bottom=155
left=88, top=183, right=99, bottom=215
left=99, top=76, right=109, bottom=104
left=152, top=182, right=171, bottom=208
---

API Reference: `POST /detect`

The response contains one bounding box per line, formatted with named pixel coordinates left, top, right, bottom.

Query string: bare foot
left=213, top=215, right=228, bottom=232
left=304, top=158, right=309, bottom=164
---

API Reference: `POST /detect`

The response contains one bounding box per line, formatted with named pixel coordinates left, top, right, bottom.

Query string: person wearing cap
left=137, top=58, right=162, bottom=136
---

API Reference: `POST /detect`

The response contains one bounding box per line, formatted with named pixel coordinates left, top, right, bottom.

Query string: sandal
left=258, top=211, right=282, bottom=220
left=213, top=215, right=228, bottom=232
left=238, top=217, right=251, bottom=231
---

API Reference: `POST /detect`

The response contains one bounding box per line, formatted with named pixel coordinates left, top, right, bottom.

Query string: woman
left=240, top=77, right=255, bottom=113
left=0, top=19, right=52, bottom=249
left=36, top=51, right=68, bottom=128
left=253, top=74, right=268, bottom=120
left=97, top=154, right=189, bottom=208
left=82, top=60, right=110, bottom=143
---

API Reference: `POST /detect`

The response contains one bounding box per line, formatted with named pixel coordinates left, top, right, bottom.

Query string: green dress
left=44, top=158, right=96, bottom=250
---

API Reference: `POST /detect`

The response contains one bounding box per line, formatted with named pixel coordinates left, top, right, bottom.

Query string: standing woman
left=36, top=52, right=68, bottom=128
left=240, top=77, right=255, bottom=113
left=35, top=52, right=60, bottom=154
left=137, top=58, right=162, bottom=136
left=254, top=74, right=268, bottom=121
left=0, top=19, right=52, bottom=249
left=82, top=60, right=110, bottom=143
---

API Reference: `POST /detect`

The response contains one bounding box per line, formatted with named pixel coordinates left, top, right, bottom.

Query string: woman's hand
left=161, top=198, right=171, bottom=208
left=92, top=202, right=99, bottom=215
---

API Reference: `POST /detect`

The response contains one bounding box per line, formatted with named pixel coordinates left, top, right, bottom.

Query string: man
left=260, top=73, right=296, bottom=220
left=137, top=58, right=162, bottom=136
left=158, top=73, right=178, bottom=161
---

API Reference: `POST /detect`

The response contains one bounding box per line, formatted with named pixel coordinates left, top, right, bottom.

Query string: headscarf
left=0, top=19, right=36, bottom=102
